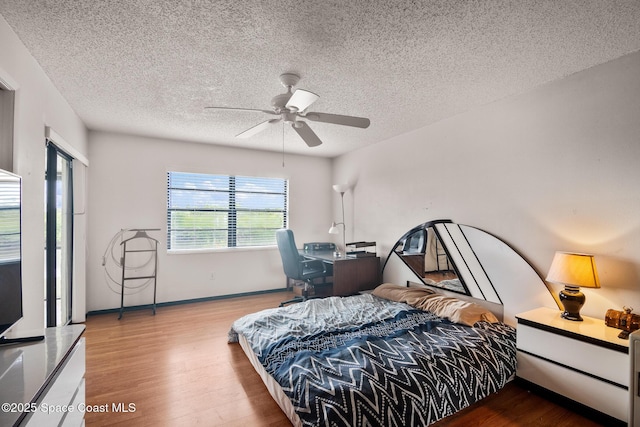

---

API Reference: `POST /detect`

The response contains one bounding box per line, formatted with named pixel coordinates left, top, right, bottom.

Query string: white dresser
left=0, top=325, right=85, bottom=427
left=516, top=307, right=628, bottom=423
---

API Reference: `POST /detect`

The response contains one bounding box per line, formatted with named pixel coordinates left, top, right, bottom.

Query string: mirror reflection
left=393, top=225, right=467, bottom=294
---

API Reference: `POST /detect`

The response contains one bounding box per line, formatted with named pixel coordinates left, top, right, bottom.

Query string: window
left=0, top=173, right=20, bottom=262
left=167, top=172, right=288, bottom=251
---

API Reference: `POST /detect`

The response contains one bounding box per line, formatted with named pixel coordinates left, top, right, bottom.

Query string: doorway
left=45, top=141, right=73, bottom=327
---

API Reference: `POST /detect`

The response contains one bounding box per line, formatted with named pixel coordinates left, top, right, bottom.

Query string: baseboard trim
left=86, top=288, right=288, bottom=316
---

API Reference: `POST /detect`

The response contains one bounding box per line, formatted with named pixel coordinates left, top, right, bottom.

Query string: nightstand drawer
left=517, top=323, right=628, bottom=387
left=518, top=351, right=627, bottom=421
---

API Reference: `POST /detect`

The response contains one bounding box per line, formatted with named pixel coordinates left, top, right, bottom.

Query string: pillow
left=372, top=283, right=498, bottom=327
left=372, top=283, right=435, bottom=304
left=412, top=294, right=499, bottom=326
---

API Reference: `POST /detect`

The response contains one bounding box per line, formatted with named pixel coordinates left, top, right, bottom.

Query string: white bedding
left=229, top=293, right=413, bottom=354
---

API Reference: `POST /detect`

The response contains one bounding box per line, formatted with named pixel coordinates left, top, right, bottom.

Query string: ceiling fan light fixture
left=286, top=89, right=319, bottom=113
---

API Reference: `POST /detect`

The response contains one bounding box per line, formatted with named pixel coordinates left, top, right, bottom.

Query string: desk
left=300, top=250, right=380, bottom=296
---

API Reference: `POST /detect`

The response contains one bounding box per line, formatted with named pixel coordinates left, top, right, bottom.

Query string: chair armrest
left=301, top=259, right=327, bottom=273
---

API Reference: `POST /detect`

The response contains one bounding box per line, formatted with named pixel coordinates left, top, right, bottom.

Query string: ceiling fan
left=205, top=73, right=370, bottom=147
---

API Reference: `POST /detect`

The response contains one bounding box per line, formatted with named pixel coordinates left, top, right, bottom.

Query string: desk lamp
left=546, top=251, right=600, bottom=321
left=329, top=184, right=349, bottom=257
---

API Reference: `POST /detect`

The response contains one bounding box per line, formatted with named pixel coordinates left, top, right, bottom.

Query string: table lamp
left=545, top=251, right=600, bottom=321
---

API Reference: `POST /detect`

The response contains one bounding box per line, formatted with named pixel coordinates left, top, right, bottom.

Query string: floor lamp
left=329, top=184, right=349, bottom=257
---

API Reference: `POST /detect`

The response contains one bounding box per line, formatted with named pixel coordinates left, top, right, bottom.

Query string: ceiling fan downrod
left=271, top=73, right=300, bottom=112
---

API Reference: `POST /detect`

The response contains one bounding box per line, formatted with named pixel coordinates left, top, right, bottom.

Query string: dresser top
left=516, top=307, right=629, bottom=349
left=0, top=325, right=85, bottom=427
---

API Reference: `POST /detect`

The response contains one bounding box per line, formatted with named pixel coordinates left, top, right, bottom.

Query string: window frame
left=166, top=171, right=288, bottom=252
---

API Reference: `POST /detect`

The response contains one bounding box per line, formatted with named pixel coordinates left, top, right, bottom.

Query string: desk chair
left=276, top=229, right=332, bottom=307
left=403, top=228, right=426, bottom=254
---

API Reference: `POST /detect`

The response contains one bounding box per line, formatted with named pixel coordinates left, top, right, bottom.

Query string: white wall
left=4, top=7, right=638, bottom=323
left=0, top=16, right=88, bottom=332
left=86, top=131, right=332, bottom=311
left=333, top=50, right=640, bottom=320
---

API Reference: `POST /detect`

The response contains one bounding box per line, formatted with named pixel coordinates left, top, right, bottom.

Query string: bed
left=229, top=283, right=517, bottom=427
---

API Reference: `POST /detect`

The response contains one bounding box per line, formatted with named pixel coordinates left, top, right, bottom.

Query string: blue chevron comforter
left=229, top=294, right=516, bottom=427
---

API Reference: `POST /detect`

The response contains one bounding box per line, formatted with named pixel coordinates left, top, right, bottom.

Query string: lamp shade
left=328, top=222, right=340, bottom=234
left=545, top=252, right=600, bottom=289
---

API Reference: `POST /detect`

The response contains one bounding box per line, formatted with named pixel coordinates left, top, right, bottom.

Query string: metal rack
left=119, top=229, right=159, bottom=319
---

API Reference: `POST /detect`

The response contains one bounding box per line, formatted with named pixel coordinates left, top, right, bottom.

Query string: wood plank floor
left=84, top=291, right=609, bottom=426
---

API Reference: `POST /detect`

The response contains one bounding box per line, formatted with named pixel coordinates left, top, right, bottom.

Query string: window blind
left=0, top=180, right=20, bottom=262
left=167, top=172, right=288, bottom=250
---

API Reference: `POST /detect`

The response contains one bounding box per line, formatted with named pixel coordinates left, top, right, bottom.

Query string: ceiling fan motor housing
left=283, top=112, right=298, bottom=124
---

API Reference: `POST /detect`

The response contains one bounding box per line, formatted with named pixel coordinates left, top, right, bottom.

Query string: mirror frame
left=382, top=219, right=558, bottom=326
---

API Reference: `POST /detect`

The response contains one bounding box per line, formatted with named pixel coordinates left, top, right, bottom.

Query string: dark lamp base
left=559, top=286, right=585, bottom=321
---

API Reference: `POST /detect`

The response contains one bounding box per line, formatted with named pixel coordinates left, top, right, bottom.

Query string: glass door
left=45, top=142, right=73, bottom=327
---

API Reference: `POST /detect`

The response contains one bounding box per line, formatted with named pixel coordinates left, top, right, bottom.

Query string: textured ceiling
left=1, top=1, right=640, bottom=157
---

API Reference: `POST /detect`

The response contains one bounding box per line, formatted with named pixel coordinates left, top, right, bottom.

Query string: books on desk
left=303, top=242, right=336, bottom=253
left=346, top=241, right=376, bottom=257
left=347, top=252, right=376, bottom=258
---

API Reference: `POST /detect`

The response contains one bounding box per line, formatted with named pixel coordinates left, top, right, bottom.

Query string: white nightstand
left=516, top=307, right=629, bottom=423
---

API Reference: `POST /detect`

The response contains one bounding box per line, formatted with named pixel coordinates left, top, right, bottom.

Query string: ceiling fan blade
left=292, top=121, right=322, bottom=147
left=304, top=112, right=370, bottom=128
left=236, top=118, right=281, bottom=139
left=205, top=106, right=278, bottom=115
left=285, top=89, right=319, bottom=112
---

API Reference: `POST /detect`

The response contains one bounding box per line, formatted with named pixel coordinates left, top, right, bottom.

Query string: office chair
left=403, top=228, right=426, bottom=254
left=276, top=229, right=332, bottom=307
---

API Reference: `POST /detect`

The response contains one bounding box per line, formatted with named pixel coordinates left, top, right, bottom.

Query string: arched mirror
left=383, top=219, right=558, bottom=326
left=392, top=221, right=467, bottom=294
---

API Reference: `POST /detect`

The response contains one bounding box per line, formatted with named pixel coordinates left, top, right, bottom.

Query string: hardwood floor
left=84, top=291, right=609, bottom=426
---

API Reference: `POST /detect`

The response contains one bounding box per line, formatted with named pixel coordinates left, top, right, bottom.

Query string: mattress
left=229, top=293, right=516, bottom=427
